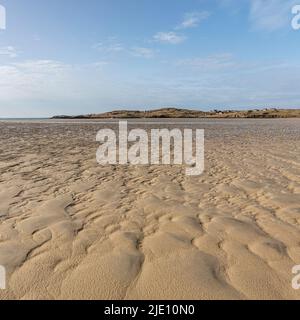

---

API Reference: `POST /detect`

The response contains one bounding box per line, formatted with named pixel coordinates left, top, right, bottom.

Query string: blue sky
left=0, top=0, right=299, bottom=117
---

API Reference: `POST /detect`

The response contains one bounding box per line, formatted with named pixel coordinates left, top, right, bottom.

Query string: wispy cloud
left=90, top=61, right=109, bottom=69
left=0, top=46, right=18, bottom=58
left=93, top=38, right=124, bottom=53
left=93, top=38, right=156, bottom=59
left=249, top=0, right=297, bottom=31
left=130, top=47, right=156, bottom=59
left=0, top=60, right=74, bottom=106
left=152, top=11, right=209, bottom=46
left=176, top=53, right=236, bottom=71
left=153, top=32, right=186, bottom=44
left=33, top=35, right=41, bottom=41
left=176, top=11, right=210, bottom=29
left=12, top=60, right=70, bottom=73
left=1, top=56, right=300, bottom=116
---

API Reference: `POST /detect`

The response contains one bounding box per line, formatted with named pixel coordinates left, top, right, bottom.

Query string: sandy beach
left=0, top=118, right=299, bottom=300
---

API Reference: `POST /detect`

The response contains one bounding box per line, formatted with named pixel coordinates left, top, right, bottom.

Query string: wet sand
left=0, top=119, right=299, bottom=300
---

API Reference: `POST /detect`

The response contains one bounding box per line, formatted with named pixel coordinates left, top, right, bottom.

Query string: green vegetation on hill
left=53, top=108, right=300, bottom=119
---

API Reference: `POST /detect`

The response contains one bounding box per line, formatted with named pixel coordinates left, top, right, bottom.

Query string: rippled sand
left=0, top=119, right=299, bottom=300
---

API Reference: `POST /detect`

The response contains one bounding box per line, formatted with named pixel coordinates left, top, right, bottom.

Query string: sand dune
left=0, top=119, right=299, bottom=300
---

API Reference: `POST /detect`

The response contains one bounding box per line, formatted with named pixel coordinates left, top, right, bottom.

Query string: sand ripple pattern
left=0, top=119, right=299, bottom=300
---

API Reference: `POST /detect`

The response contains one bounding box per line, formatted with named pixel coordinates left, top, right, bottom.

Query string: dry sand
left=0, top=118, right=299, bottom=300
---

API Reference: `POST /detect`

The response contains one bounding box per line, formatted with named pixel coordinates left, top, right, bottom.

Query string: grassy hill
left=53, top=108, right=300, bottom=119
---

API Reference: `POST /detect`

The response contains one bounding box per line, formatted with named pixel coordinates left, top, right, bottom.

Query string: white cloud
left=176, top=53, right=236, bottom=71
left=91, top=61, right=109, bottom=69
left=153, top=32, right=186, bottom=44
left=12, top=60, right=70, bottom=73
left=1, top=56, right=300, bottom=117
left=33, top=35, right=41, bottom=41
left=177, top=11, right=210, bottom=29
left=93, top=38, right=157, bottom=59
left=0, top=46, right=18, bottom=58
left=130, top=47, right=156, bottom=58
left=93, top=38, right=124, bottom=53
left=152, top=11, right=210, bottom=46
left=249, top=0, right=297, bottom=31
left=0, top=60, right=73, bottom=102
left=0, top=59, right=121, bottom=116
left=129, top=59, right=300, bottom=109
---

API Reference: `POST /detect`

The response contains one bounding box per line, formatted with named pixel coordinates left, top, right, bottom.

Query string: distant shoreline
left=52, top=108, right=300, bottom=119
